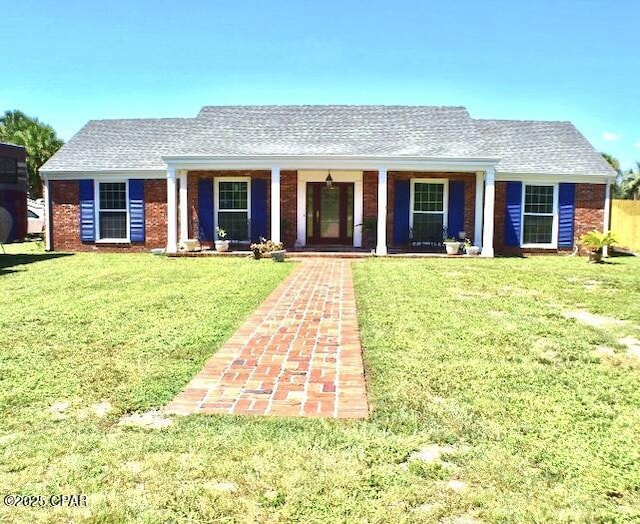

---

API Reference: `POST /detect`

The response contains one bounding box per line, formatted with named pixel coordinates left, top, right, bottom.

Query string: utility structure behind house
left=0, top=143, right=28, bottom=243
left=39, top=105, right=616, bottom=256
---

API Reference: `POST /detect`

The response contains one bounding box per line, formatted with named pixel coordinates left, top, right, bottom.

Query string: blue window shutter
left=504, top=181, right=522, bottom=246
left=447, top=181, right=465, bottom=239
left=558, top=183, right=575, bottom=247
left=129, top=179, right=145, bottom=242
left=198, top=178, right=214, bottom=241
left=393, top=179, right=410, bottom=245
left=250, top=178, right=268, bottom=242
left=79, top=179, right=95, bottom=242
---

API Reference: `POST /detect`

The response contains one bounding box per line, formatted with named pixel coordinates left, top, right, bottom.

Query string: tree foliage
left=602, top=152, right=640, bottom=200
left=0, top=110, right=64, bottom=197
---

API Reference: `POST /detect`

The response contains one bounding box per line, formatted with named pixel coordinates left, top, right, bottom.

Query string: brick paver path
left=165, top=259, right=368, bottom=418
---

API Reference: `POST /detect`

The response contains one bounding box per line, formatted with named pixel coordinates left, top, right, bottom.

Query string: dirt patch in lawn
left=563, top=310, right=627, bottom=328
left=118, top=410, right=172, bottom=429
left=619, top=336, right=640, bottom=359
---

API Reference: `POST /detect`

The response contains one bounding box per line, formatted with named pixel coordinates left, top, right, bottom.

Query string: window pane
left=99, top=211, right=127, bottom=239
left=411, top=213, right=444, bottom=244
left=218, top=181, right=248, bottom=210
left=524, top=185, right=554, bottom=214
left=99, top=183, right=126, bottom=210
left=218, top=211, right=248, bottom=240
left=414, top=183, right=444, bottom=212
left=523, top=215, right=553, bottom=244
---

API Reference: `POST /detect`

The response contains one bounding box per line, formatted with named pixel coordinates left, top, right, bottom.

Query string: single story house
left=0, top=142, right=28, bottom=243
left=40, top=105, right=615, bottom=256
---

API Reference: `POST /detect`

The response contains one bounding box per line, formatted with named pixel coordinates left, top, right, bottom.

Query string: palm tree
left=0, top=110, right=64, bottom=197
left=625, top=164, right=640, bottom=200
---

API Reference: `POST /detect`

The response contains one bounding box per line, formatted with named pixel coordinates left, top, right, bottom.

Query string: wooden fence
left=611, top=199, right=640, bottom=253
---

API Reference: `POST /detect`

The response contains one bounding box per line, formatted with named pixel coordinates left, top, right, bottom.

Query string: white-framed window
left=214, top=177, right=251, bottom=241
left=96, top=181, right=129, bottom=241
left=409, top=179, right=449, bottom=244
left=521, top=183, right=558, bottom=247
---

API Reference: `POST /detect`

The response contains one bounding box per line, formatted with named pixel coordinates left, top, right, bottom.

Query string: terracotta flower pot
left=588, top=250, right=602, bottom=263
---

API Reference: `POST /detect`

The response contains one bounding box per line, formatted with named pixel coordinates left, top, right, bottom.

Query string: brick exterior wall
left=186, top=170, right=271, bottom=248
left=362, top=171, right=378, bottom=249
left=49, top=174, right=608, bottom=256
left=574, top=183, right=606, bottom=252
left=50, top=179, right=167, bottom=252
left=494, top=181, right=606, bottom=255
left=386, top=172, right=476, bottom=246
left=50, top=180, right=80, bottom=251
left=280, top=171, right=297, bottom=248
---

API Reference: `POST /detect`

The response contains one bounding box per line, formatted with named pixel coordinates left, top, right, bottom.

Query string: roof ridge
left=475, top=118, right=573, bottom=125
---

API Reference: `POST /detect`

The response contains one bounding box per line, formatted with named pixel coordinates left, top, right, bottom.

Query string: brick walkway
left=165, top=259, right=368, bottom=419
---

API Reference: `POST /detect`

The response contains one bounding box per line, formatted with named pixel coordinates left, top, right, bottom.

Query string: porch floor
left=165, top=259, right=369, bottom=418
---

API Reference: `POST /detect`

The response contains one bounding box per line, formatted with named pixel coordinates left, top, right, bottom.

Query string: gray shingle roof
left=475, top=119, right=615, bottom=176
left=41, top=105, right=615, bottom=177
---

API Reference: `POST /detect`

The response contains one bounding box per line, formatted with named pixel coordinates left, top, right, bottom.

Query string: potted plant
left=579, top=230, right=617, bottom=263
left=443, top=237, right=462, bottom=255
left=357, top=217, right=377, bottom=250
left=463, top=239, right=481, bottom=256
left=249, top=237, right=285, bottom=261
left=215, top=227, right=230, bottom=252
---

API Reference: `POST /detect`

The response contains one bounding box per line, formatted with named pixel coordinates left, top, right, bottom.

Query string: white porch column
left=376, top=167, right=388, bottom=256
left=474, top=171, right=484, bottom=247
left=166, top=167, right=178, bottom=253
left=603, top=181, right=612, bottom=257
left=43, top=176, right=51, bottom=251
left=480, top=167, right=496, bottom=257
left=271, top=166, right=281, bottom=243
left=179, top=171, right=188, bottom=242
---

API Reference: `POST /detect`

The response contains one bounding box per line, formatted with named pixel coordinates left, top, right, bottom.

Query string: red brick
left=50, top=179, right=167, bottom=252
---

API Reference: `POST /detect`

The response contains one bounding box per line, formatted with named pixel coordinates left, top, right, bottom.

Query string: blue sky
left=1, top=0, right=638, bottom=170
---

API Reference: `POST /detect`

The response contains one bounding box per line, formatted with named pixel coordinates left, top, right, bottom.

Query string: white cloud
left=634, top=140, right=640, bottom=149
left=602, top=131, right=621, bottom=142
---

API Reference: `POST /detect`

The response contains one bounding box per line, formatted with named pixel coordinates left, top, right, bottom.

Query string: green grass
left=1, top=243, right=640, bottom=523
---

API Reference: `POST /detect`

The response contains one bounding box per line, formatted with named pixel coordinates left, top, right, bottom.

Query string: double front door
left=306, top=182, right=354, bottom=245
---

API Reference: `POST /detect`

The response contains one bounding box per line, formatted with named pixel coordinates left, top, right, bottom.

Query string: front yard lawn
left=1, top=244, right=639, bottom=522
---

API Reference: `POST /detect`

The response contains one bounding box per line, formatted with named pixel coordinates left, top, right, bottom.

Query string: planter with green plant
left=358, top=217, right=377, bottom=250
left=215, top=227, right=230, bottom=252
left=463, top=238, right=481, bottom=256
left=250, top=237, right=285, bottom=261
left=579, top=230, right=617, bottom=263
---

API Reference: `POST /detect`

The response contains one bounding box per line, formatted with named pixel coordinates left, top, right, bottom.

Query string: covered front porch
left=163, top=156, right=498, bottom=257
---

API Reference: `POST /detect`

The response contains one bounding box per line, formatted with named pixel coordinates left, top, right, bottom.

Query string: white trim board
left=164, top=156, right=497, bottom=173
left=495, top=173, right=614, bottom=184
left=42, top=170, right=166, bottom=180
left=296, top=170, right=363, bottom=248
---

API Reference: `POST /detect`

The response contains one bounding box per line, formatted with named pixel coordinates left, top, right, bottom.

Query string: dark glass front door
left=306, top=182, right=354, bottom=245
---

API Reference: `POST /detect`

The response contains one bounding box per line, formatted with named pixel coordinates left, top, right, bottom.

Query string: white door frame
left=296, top=170, right=363, bottom=247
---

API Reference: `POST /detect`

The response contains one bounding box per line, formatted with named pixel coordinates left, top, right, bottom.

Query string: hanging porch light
left=325, top=170, right=334, bottom=189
